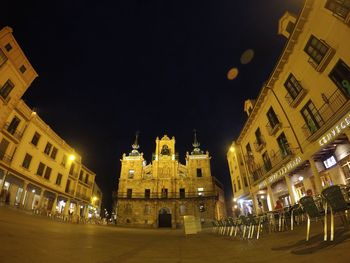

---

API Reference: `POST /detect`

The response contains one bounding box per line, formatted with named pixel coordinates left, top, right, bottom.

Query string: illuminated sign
left=323, top=156, right=337, bottom=169
left=319, top=113, right=350, bottom=146
left=259, top=156, right=302, bottom=189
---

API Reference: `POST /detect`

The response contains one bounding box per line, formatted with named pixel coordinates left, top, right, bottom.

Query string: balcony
left=285, top=87, right=307, bottom=108
left=254, top=137, right=266, bottom=152
left=117, top=191, right=218, bottom=200
left=69, top=171, right=78, bottom=179
left=266, top=117, right=282, bottom=136
left=0, top=152, right=12, bottom=164
left=251, top=149, right=293, bottom=183
left=302, top=89, right=348, bottom=139
left=3, top=123, right=23, bottom=142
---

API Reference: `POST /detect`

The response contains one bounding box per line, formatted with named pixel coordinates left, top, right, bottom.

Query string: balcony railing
left=251, top=149, right=293, bottom=183
left=254, top=137, right=266, bottom=152
left=302, top=89, right=348, bottom=138
left=3, top=123, right=23, bottom=141
left=285, top=86, right=307, bottom=108
left=117, top=191, right=218, bottom=200
left=266, top=117, right=282, bottom=136
left=0, top=152, right=12, bottom=164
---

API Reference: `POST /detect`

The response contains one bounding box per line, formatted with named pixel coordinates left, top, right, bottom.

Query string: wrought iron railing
left=285, top=85, right=307, bottom=108
left=3, top=123, right=23, bottom=141
left=0, top=152, right=12, bottom=164
left=266, top=116, right=282, bottom=136
left=254, top=136, right=266, bottom=152
left=117, top=191, right=218, bottom=199
left=302, top=88, right=348, bottom=138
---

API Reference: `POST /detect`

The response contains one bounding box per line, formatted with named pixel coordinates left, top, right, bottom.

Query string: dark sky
left=2, top=0, right=302, bottom=211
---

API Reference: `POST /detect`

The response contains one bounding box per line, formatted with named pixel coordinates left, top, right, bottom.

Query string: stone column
left=37, top=189, right=45, bottom=209
left=251, top=192, right=260, bottom=215
left=284, top=175, right=296, bottom=205
left=63, top=199, right=71, bottom=219
left=84, top=204, right=89, bottom=219
left=19, top=181, right=29, bottom=208
left=267, top=184, right=274, bottom=211
left=309, top=159, right=323, bottom=194
left=51, top=195, right=58, bottom=214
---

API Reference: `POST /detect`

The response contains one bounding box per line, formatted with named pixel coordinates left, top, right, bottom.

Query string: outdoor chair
left=290, top=203, right=303, bottom=230
left=299, top=196, right=325, bottom=241
left=247, top=214, right=266, bottom=239
left=239, top=215, right=251, bottom=239
left=321, top=185, right=350, bottom=241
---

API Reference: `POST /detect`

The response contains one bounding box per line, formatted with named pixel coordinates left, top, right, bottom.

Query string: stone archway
left=158, top=207, right=172, bottom=228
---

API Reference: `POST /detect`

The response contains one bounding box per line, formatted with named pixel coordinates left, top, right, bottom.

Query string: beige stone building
left=227, top=0, right=350, bottom=214
left=0, top=100, right=98, bottom=219
left=0, top=26, right=37, bottom=133
left=0, top=26, right=100, bottom=220
left=116, top=133, right=226, bottom=228
left=91, top=182, right=103, bottom=217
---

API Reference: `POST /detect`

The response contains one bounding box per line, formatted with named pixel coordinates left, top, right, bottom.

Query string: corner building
left=227, top=0, right=350, bottom=214
left=117, top=134, right=226, bottom=228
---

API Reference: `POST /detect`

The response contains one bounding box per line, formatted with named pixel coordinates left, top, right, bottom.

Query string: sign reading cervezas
left=259, top=156, right=302, bottom=189
left=319, top=112, right=350, bottom=146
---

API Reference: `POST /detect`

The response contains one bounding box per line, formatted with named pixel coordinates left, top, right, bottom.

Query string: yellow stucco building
left=0, top=26, right=101, bottom=220
left=227, top=0, right=350, bottom=214
left=116, top=133, right=226, bottom=228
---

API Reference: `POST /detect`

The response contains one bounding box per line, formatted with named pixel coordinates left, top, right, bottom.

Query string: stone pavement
left=1, top=206, right=350, bottom=263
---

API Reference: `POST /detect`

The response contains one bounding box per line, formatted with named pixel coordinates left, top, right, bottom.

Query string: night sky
left=2, top=0, right=302, bottom=211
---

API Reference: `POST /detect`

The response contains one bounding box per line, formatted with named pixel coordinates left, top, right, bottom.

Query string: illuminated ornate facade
left=227, top=0, right=350, bottom=214
left=116, top=133, right=226, bottom=228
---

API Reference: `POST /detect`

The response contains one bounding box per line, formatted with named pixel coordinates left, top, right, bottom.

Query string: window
left=246, top=143, right=252, bottom=156
left=233, top=181, right=237, bottom=192
left=50, top=147, right=58, bottom=160
left=69, top=163, right=75, bottom=175
left=127, top=189, right=132, bottom=198
left=5, top=43, right=12, bottom=52
left=161, top=188, right=168, bottom=198
left=301, top=100, right=324, bottom=134
left=44, top=166, right=52, bottom=180
left=243, top=176, right=248, bottom=187
left=0, top=48, right=7, bottom=67
left=266, top=107, right=279, bottom=128
left=79, top=170, right=83, bottom=180
left=56, top=173, right=63, bottom=186
left=325, top=0, right=350, bottom=19
left=236, top=178, right=241, bottom=190
left=36, top=162, right=45, bottom=176
left=0, top=80, right=14, bottom=100
left=31, top=132, right=41, bottom=146
left=304, top=35, right=329, bottom=65
left=179, top=188, right=185, bottom=198
left=85, top=174, right=89, bottom=184
left=262, top=152, right=272, bottom=171
left=197, top=187, right=204, bottom=196
left=277, top=132, right=291, bottom=157
left=19, top=65, right=26, bottom=73
left=7, top=116, right=20, bottom=135
left=44, top=142, right=52, bottom=155
left=196, top=168, right=202, bottom=177
left=128, top=169, right=135, bottom=179
left=22, top=153, right=32, bottom=169
left=0, top=138, right=10, bottom=160
left=145, top=189, right=150, bottom=199
left=286, top=21, right=294, bottom=34
left=255, top=128, right=263, bottom=145
left=61, top=155, right=67, bottom=167
left=284, top=73, right=303, bottom=100
left=329, top=59, right=350, bottom=97
left=65, top=180, right=71, bottom=193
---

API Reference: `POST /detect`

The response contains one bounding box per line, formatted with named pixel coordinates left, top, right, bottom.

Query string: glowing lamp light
left=261, top=195, right=265, bottom=199
left=234, top=205, right=238, bottom=209
left=230, top=147, right=235, bottom=152
left=69, top=154, right=76, bottom=161
left=298, top=176, right=304, bottom=181
left=233, top=198, right=237, bottom=202
left=32, top=189, right=35, bottom=193
left=92, top=196, right=98, bottom=201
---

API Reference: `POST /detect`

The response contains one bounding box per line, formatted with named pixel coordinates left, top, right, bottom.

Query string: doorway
left=158, top=207, right=171, bottom=228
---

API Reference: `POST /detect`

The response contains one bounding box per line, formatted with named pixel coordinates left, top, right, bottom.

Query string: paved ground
left=1, top=207, right=350, bottom=263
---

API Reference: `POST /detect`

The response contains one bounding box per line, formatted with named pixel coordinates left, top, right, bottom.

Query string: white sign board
left=183, top=215, right=197, bottom=235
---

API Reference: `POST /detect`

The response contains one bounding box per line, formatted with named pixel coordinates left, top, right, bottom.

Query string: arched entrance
left=158, top=207, right=171, bottom=228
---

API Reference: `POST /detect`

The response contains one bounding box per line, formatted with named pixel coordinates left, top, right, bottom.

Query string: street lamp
left=69, top=154, right=76, bottom=161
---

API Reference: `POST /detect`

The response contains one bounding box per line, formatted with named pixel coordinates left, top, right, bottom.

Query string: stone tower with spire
left=116, top=132, right=226, bottom=228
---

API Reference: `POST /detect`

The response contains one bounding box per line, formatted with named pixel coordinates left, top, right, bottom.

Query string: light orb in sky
left=240, top=49, right=254, bottom=64
left=227, top=67, right=239, bottom=80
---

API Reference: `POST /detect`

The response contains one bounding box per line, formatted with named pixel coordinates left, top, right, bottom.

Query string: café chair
left=321, top=185, right=350, bottom=241
left=299, top=196, right=325, bottom=241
